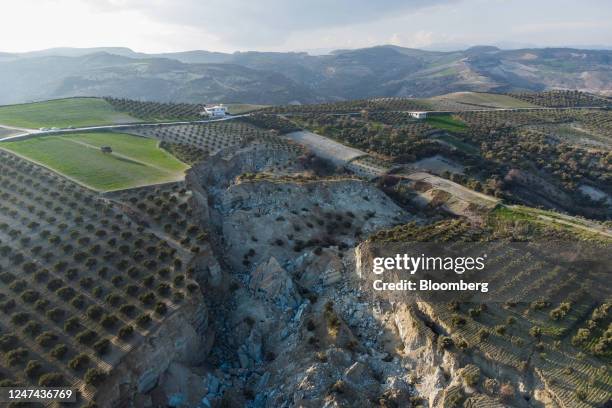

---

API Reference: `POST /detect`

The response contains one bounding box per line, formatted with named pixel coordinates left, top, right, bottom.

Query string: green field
left=0, top=98, right=140, bottom=128
left=226, top=103, right=268, bottom=114
left=426, top=114, right=468, bottom=133
left=1, top=132, right=188, bottom=191
left=428, top=92, right=539, bottom=109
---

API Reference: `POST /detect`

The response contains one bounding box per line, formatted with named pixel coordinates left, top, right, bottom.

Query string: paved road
left=0, top=114, right=248, bottom=142
left=285, top=130, right=367, bottom=165
left=278, top=105, right=609, bottom=117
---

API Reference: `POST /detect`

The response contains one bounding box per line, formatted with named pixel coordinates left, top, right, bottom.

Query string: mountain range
left=0, top=45, right=610, bottom=105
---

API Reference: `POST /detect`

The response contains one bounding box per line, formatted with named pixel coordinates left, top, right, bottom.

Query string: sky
left=0, top=0, right=611, bottom=54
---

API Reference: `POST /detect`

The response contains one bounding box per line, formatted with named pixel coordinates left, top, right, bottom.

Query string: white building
left=201, top=105, right=227, bottom=118
left=408, top=111, right=427, bottom=119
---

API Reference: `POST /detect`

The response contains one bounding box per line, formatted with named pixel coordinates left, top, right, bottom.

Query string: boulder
left=250, top=257, right=301, bottom=309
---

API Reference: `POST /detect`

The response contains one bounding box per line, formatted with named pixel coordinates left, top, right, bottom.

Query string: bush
left=93, top=338, right=110, bottom=355
left=6, top=347, right=29, bottom=366
left=451, top=314, right=466, bottom=327
left=35, top=331, right=58, bottom=348
left=84, top=368, right=107, bottom=386
left=46, top=308, right=65, bottom=322
left=119, top=304, right=136, bottom=316
left=136, top=314, right=152, bottom=327
left=477, top=329, right=490, bottom=342
left=21, top=290, right=40, bottom=303
left=38, top=372, right=64, bottom=387
left=64, top=317, right=81, bottom=333
left=156, top=283, right=171, bottom=296
left=68, top=353, right=90, bottom=370
left=154, top=302, right=167, bottom=316
left=529, top=326, right=542, bottom=339
left=86, top=305, right=104, bottom=321
left=139, top=292, right=156, bottom=305
left=438, top=336, right=454, bottom=350
left=25, top=360, right=43, bottom=378
left=49, top=344, right=68, bottom=359
left=0, top=334, right=18, bottom=352
left=100, top=314, right=118, bottom=329
left=76, top=330, right=98, bottom=345
left=23, top=321, right=42, bottom=337
left=11, top=312, right=30, bottom=325
left=118, top=325, right=134, bottom=340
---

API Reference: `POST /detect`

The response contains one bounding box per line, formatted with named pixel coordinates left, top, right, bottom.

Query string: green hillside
left=0, top=98, right=139, bottom=128
left=1, top=132, right=188, bottom=191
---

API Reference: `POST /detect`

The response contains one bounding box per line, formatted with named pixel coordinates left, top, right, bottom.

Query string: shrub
left=46, top=308, right=65, bottom=322
left=571, top=328, right=591, bottom=346
left=84, top=368, right=107, bottom=386
left=68, top=353, right=90, bottom=370
left=136, top=314, right=152, bottom=327
left=76, top=330, right=98, bottom=345
left=38, top=372, right=64, bottom=387
left=86, top=305, right=104, bottom=321
left=119, top=304, right=136, bottom=316
left=477, top=329, right=490, bottom=342
left=25, top=360, right=43, bottom=378
left=49, top=344, right=68, bottom=359
left=21, top=290, right=40, bottom=303
left=23, top=321, right=42, bottom=337
left=0, top=334, right=18, bottom=352
left=118, top=325, right=134, bottom=340
left=100, top=314, right=118, bottom=329
left=139, top=292, right=156, bottom=305
left=156, top=283, right=171, bottom=296
left=93, top=338, right=110, bottom=355
left=64, top=317, right=81, bottom=333
left=71, top=295, right=86, bottom=309
left=6, top=347, right=29, bottom=366
left=451, top=314, right=467, bottom=327
left=106, top=293, right=121, bottom=306
left=529, top=326, right=542, bottom=339
left=438, top=336, right=454, bottom=350
left=56, top=286, right=76, bottom=301
left=154, top=302, right=167, bottom=316
left=461, top=367, right=480, bottom=387
left=35, top=331, right=58, bottom=348
left=11, top=312, right=30, bottom=325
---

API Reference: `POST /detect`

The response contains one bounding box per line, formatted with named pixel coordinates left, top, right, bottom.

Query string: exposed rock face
left=250, top=256, right=302, bottom=309
left=99, top=298, right=212, bottom=408
left=217, top=178, right=410, bottom=274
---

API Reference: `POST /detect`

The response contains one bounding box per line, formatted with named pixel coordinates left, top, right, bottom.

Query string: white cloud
left=0, top=0, right=610, bottom=53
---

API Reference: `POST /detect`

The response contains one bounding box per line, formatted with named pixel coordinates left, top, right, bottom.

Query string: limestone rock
left=249, top=257, right=302, bottom=309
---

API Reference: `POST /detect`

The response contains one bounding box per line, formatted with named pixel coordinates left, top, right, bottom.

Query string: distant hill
left=0, top=45, right=610, bottom=105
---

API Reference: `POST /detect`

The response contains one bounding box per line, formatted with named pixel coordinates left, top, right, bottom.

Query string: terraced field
left=367, top=216, right=612, bottom=407
left=1, top=133, right=188, bottom=191
left=0, top=98, right=140, bottom=129
left=0, top=150, right=202, bottom=406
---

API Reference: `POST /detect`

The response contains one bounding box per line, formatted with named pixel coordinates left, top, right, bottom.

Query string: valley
left=0, top=91, right=609, bottom=408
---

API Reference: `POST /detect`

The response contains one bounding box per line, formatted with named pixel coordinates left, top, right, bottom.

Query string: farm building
left=201, top=105, right=227, bottom=118
left=408, top=111, right=427, bottom=119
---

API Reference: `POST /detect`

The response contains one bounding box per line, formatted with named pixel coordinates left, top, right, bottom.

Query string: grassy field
left=226, top=103, right=268, bottom=114
left=426, top=114, right=468, bottom=133
left=428, top=92, right=539, bottom=109
left=0, top=98, right=140, bottom=128
left=1, top=132, right=188, bottom=191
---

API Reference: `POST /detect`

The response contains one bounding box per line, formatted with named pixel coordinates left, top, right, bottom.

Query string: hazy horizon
left=2, top=0, right=611, bottom=54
